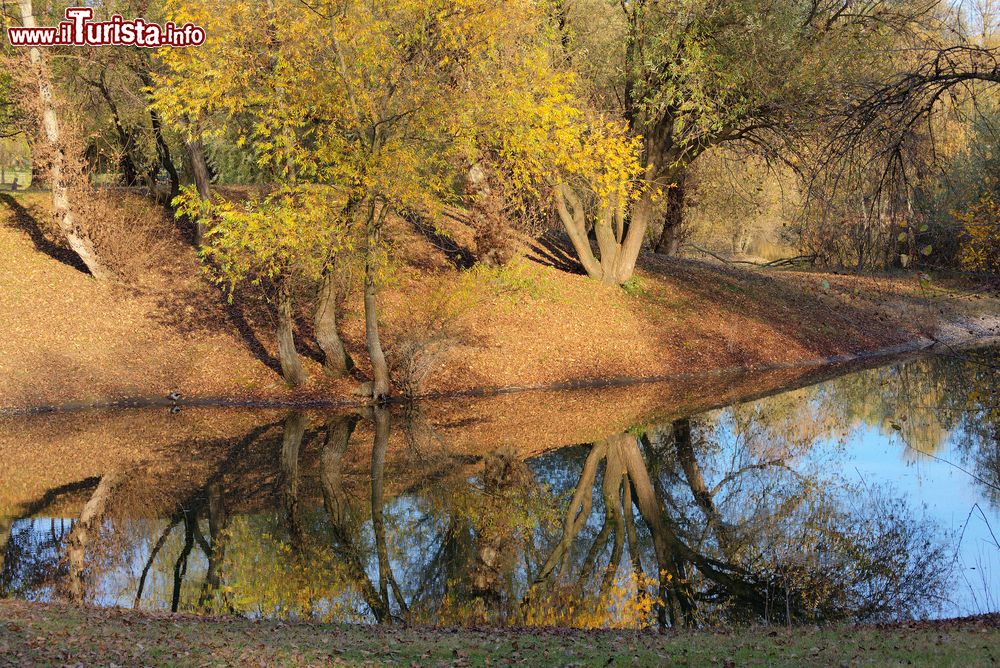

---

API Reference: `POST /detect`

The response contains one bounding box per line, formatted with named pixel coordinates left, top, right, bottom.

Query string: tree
left=12, top=0, right=113, bottom=279
left=66, top=27, right=184, bottom=204
left=476, top=60, right=646, bottom=285
left=559, top=0, right=931, bottom=256
left=177, top=185, right=355, bottom=385
left=527, top=420, right=950, bottom=628
left=0, top=69, right=18, bottom=140
left=156, top=0, right=621, bottom=393
left=65, top=471, right=123, bottom=602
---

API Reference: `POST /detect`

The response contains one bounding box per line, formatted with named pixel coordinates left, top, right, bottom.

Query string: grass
left=1, top=601, right=998, bottom=667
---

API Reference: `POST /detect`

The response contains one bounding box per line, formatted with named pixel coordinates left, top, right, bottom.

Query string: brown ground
left=1, top=190, right=996, bottom=412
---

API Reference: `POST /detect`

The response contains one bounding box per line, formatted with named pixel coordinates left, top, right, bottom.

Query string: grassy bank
left=1, top=191, right=997, bottom=411
left=1, top=600, right=998, bottom=667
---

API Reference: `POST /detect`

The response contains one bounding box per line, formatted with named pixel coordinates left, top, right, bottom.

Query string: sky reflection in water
left=2, top=346, right=998, bottom=628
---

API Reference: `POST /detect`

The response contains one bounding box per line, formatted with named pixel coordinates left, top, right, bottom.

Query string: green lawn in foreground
left=1, top=601, right=997, bottom=667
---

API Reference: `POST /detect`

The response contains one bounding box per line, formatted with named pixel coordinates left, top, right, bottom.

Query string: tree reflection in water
left=3, top=347, right=999, bottom=628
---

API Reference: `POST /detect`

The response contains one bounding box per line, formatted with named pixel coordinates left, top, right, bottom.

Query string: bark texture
left=370, top=407, right=406, bottom=619
left=364, top=206, right=390, bottom=401
left=87, top=73, right=140, bottom=187
left=315, top=272, right=353, bottom=377
left=20, top=0, right=111, bottom=280
left=276, top=277, right=307, bottom=386
left=184, top=131, right=212, bottom=245
left=654, top=176, right=685, bottom=255
left=553, top=183, right=651, bottom=285
left=198, top=481, right=227, bottom=608
left=280, top=411, right=307, bottom=550
left=136, top=66, right=181, bottom=205
left=319, top=414, right=389, bottom=622
left=65, top=472, right=122, bottom=602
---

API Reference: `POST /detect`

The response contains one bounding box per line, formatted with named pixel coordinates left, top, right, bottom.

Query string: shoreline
left=4, top=331, right=996, bottom=418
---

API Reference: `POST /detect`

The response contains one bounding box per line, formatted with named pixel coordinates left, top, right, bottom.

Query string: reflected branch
left=134, top=515, right=181, bottom=609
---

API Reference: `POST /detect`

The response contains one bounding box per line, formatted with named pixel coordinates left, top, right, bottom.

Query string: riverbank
left=1, top=600, right=997, bottom=667
left=2, top=191, right=998, bottom=412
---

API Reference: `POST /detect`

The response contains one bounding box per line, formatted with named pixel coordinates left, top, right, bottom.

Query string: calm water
left=2, top=346, right=999, bottom=629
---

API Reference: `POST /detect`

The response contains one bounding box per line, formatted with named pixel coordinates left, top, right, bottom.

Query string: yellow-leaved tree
left=478, top=64, right=646, bottom=285
left=154, top=0, right=643, bottom=397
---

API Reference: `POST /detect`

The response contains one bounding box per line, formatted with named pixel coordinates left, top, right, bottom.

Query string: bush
left=78, top=191, right=176, bottom=282
left=956, top=194, right=1000, bottom=274
left=388, top=285, right=474, bottom=396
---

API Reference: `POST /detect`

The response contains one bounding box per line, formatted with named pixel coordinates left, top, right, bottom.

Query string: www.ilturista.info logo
left=7, top=7, right=205, bottom=47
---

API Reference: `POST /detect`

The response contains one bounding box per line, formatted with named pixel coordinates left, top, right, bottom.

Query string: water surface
left=2, top=346, right=998, bottom=628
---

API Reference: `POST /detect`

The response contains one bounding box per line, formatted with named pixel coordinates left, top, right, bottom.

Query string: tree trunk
left=371, top=407, right=390, bottom=609
left=65, top=471, right=121, bottom=603
left=320, top=415, right=358, bottom=527
left=19, top=0, right=111, bottom=280
left=315, top=271, right=353, bottom=377
left=673, top=418, right=734, bottom=557
left=150, top=108, right=180, bottom=204
left=276, top=276, right=307, bottom=386
left=654, top=176, right=685, bottom=255
left=184, top=131, right=212, bottom=245
left=91, top=74, right=140, bottom=187
left=364, top=205, right=390, bottom=401
left=280, top=411, right=307, bottom=550
left=530, top=441, right=607, bottom=588
left=553, top=184, right=650, bottom=285
left=553, top=183, right=604, bottom=280
left=319, top=414, right=388, bottom=622
left=370, top=407, right=406, bottom=618
left=620, top=435, right=696, bottom=626
left=134, top=516, right=180, bottom=608
left=134, top=66, right=181, bottom=206
left=170, top=510, right=196, bottom=612
left=198, top=481, right=227, bottom=608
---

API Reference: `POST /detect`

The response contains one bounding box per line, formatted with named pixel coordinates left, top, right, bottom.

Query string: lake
left=1, top=345, right=998, bottom=629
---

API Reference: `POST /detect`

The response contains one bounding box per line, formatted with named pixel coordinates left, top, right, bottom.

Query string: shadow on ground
left=0, top=193, right=90, bottom=275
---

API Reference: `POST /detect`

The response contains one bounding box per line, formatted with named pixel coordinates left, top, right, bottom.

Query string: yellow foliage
left=210, top=520, right=364, bottom=622
left=154, top=0, right=641, bottom=255
left=521, top=571, right=661, bottom=630
left=956, top=194, right=1000, bottom=273
left=175, top=184, right=355, bottom=295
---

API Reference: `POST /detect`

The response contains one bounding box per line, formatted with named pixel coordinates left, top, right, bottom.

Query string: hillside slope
left=1, top=191, right=996, bottom=410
